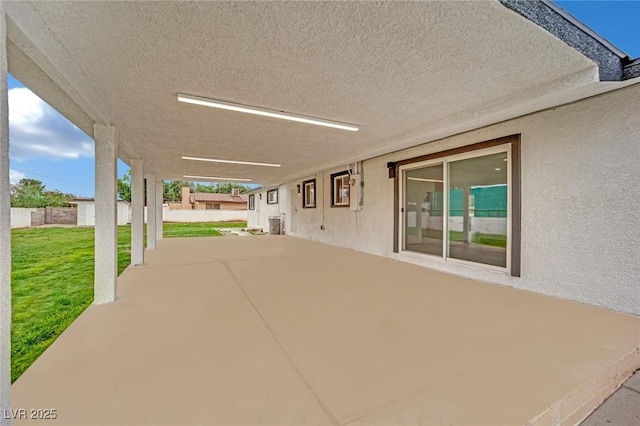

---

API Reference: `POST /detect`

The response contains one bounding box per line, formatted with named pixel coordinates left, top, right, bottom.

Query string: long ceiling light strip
left=177, top=94, right=359, bottom=132
left=183, top=175, right=252, bottom=182
left=181, top=156, right=281, bottom=168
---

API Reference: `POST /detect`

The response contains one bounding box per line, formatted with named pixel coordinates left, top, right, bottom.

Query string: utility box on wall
left=349, top=174, right=362, bottom=211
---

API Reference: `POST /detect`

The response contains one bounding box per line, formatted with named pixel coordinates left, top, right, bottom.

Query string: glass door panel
left=404, top=164, right=444, bottom=256
left=447, top=152, right=507, bottom=267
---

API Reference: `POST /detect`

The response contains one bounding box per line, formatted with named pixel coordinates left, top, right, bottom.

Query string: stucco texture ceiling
left=4, top=1, right=608, bottom=185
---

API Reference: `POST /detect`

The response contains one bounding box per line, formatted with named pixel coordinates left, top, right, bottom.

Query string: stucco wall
left=76, top=202, right=93, bottom=226
left=162, top=209, right=247, bottom=223
left=12, top=204, right=130, bottom=228
left=250, top=84, right=640, bottom=315
left=194, top=201, right=246, bottom=211
left=9, top=208, right=38, bottom=228
left=119, top=203, right=128, bottom=226
left=76, top=201, right=129, bottom=226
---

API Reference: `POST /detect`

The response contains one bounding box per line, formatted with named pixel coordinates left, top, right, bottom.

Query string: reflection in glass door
left=447, top=152, right=508, bottom=267
left=403, top=164, right=444, bottom=256
left=400, top=145, right=511, bottom=271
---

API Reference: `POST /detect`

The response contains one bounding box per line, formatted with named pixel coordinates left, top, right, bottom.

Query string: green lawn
left=161, top=221, right=246, bottom=238
left=11, top=222, right=246, bottom=383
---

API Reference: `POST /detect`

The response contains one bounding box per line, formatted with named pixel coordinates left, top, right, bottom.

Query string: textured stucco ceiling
left=4, top=1, right=630, bottom=185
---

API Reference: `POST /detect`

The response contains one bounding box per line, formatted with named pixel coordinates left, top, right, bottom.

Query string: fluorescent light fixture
left=182, top=156, right=281, bottom=168
left=183, top=175, right=252, bottom=182
left=407, top=177, right=443, bottom=183
left=177, top=93, right=359, bottom=132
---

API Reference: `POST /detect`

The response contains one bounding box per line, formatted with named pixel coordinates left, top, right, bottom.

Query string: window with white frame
left=267, top=189, right=278, bottom=204
left=248, top=195, right=255, bottom=210
left=302, top=179, right=316, bottom=208
left=397, top=138, right=520, bottom=275
left=331, top=171, right=350, bottom=207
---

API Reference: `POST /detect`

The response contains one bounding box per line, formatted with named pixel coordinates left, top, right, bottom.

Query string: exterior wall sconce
left=387, top=161, right=397, bottom=178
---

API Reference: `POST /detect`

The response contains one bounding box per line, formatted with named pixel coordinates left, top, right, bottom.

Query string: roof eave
left=500, top=0, right=634, bottom=81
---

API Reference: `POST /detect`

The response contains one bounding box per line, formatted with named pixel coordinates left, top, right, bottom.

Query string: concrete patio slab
left=11, top=257, right=333, bottom=425
left=11, top=236, right=640, bottom=425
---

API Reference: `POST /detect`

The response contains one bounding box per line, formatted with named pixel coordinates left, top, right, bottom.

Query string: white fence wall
left=12, top=205, right=247, bottom=228
left=76, top=201, right=130, bottom=226
left=10, top=208, right=38, bottom=229
left=159, top=207, right=247, bottom=223
left=422, top=216, right=507, bottom=234
left=75, top=203, right=93, bottom=226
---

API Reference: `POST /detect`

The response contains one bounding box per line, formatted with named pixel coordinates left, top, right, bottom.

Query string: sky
left=7, top=1, right=640, bottom=197
left=7, top=74, right=128, bottom=197
left=555, top=1, right=640, bottom=57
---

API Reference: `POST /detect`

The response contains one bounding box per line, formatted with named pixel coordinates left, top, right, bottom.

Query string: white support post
left=155, top=179, right=163, bottom=241
left=94, top=124, right=118, bottom=304
left=130, top=159, right=144, bottom=265
left=146, top=174, right=157, bottom=250
left=0, top=6, right=12, bottom=422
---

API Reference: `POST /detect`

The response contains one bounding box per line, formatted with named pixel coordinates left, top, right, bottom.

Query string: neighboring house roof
left=189, top=193, right=248, bottom=203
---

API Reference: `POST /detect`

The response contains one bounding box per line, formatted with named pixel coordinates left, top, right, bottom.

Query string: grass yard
left=11, top=221, right=246, bottom=383
left=161, top=221, right=246, bottom=238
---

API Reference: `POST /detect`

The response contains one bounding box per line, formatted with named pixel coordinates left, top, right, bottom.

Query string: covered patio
left=1, top=2, right=640, bottom=424
left=12, top=236, right=640, bottom=425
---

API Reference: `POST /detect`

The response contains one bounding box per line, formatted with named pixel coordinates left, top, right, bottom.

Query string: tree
left=117, top=175, right=252, bottom=202
left=163, top=180, right=193, bottom=202
left=119, top=170, right=161, bottom=202
left=10, top=178, right=74, bottom=208
left=43, top=190, right=75, bottom=207
left=117, top=170, right=132, bottom=202
left=191, top=182, right=251, bottom=194
left=192, top=182, right=216, bottom=193
left=213, top=183, right=251, bottom=194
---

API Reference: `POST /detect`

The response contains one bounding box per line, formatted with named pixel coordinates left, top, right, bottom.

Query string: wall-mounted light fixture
left=387, top=162, right=396, bottom=179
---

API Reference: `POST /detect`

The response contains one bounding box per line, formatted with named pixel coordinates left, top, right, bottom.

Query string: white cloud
left=9, top=87, right=94, bottom=160
left=9, top=169, right=25, bottom=184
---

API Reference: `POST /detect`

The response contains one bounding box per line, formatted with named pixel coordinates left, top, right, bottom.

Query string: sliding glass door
left=447, top=152, right=508, bottom=267
left=401, top=145, right=510, bottom=270
left=404, top=164, right=444, bottom=256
